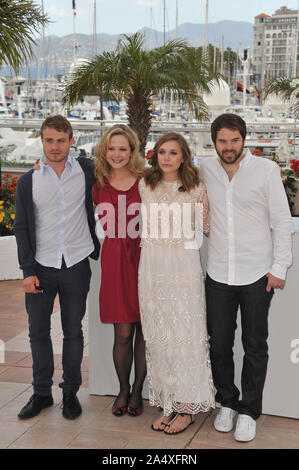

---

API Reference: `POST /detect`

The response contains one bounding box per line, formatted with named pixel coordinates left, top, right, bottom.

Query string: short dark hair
left=40, top=115, right=73, bottom=139
left=211, top=113, right=247, bottom=144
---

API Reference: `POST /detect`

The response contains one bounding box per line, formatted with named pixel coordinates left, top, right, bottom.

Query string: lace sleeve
left=195, top=182, right=210, bottom=237
left=138, top=177, right=146, bottom=201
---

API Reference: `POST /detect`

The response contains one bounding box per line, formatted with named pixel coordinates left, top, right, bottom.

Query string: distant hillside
left=142, top=20, right=253, bottom=49
left=30, top=20, right=252, bottom=70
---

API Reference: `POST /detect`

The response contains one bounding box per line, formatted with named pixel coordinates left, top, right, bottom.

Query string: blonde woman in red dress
left=93, top=125, right=146, bottom=417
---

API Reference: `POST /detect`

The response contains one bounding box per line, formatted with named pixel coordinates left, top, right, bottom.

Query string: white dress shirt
left=199, top=149, right=293, bottom=285
left=32, top=156, right=94, bottom=269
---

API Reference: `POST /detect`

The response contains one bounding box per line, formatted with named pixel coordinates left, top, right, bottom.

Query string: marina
left=1, top=0, right=298, bottom=168
left=0, top=117, right=298, bottom=162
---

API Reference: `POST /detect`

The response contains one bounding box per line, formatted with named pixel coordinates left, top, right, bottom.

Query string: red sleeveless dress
left=93, top=180, right=141, bottom=323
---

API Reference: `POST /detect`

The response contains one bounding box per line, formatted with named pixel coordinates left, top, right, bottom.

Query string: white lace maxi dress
left=138, top=178, right=215, bottom=417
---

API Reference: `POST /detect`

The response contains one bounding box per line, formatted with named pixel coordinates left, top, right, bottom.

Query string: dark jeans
left=25, top=257, right=91, bottom=396
left=205, top=274, right=274, bottom=420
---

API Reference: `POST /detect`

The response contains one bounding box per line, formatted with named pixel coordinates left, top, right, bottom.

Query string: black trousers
left=205, top=274, right=274, bottom=420
left=25, top=257, right=91, bottom=396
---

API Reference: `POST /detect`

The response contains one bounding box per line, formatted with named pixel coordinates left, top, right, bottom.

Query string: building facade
left=252, top=6, right=299, bottom=90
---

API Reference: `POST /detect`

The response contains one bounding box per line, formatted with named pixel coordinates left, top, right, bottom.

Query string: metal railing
left=0, top=116, right=298, bottom=134
left=0, top=118, right=298, bottom=173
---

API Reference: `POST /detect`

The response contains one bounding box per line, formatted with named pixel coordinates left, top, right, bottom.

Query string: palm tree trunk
left=127, top=93, right=152, bottom=156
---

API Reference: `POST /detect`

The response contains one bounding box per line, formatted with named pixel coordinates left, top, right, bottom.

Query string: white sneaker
left=214, top=406, right=236, bottom=432
left=234, top=414, right=256, bottom=442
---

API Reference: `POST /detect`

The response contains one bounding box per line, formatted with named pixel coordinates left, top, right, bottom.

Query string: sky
left=42, top=0, right=299, bottom=37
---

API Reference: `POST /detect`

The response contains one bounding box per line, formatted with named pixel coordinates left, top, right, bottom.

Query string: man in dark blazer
left=13, top=115, right=100, bottom=420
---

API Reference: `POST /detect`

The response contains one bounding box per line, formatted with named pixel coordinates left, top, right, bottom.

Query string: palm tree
left=63, top=33, right=221, bottom=155
left=0, top=0, right=48, bottom=72
left=264, top=77, right=299, bottom=118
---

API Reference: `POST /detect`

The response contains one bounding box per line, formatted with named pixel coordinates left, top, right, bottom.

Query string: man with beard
left=199, top=113, right=293, bottom=442
left=13, top=115, right=100, bottom=420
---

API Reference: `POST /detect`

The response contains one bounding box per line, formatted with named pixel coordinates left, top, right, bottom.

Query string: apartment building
left=252, top=6, right=299, bottom=90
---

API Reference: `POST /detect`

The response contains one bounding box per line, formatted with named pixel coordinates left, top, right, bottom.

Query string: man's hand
left=23, top=276, right=42, bottom=294
left=33, top=159, right=40, bottom=171
left=266, top=273, right=285, bottom=292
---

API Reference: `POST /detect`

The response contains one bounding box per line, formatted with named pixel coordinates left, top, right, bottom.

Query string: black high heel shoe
left=112, top=392, right=130, bottom=417
left=128, top=394, right=143, bottom=417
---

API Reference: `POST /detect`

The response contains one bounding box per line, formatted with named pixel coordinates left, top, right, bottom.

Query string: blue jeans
left=205, top=274, right=274, bottom=420
left=25, top=258, right=91, bottom=396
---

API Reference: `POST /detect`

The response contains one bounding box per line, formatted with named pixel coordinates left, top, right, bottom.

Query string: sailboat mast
left=41, top=0, right=45, bottom=79
left=294, top=0, right=299, bottom=76
left=72, top=0, right=77, bottom=64
left=150, top=7, right=153, bottom=49
left=176, top=0, right=178, bottom=39
left=163, top=0, right=166, bottom=45
left=213, top=41, right=217, bottom=71
left=92, top=0, right=97, bottom=56
left=228, top=46, right=231, bottom=86
left=221, top=35, right=224, bottom=75
left=203, top=0, right=209, bottom=53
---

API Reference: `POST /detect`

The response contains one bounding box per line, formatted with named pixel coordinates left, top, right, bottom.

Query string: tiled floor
left=1, top=279, right=299, bottom=450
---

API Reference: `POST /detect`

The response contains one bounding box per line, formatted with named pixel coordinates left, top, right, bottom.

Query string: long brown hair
left=144, top=132, right=200, bottom=192
left=94, top=124, right=145, bottom=187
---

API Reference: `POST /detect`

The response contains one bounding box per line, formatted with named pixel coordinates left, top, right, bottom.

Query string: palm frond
left=264, top=77, right=293, bottom=101
left=63, top=33, right=223, bottom=153
left=264, top=77, right=299, bottom=117
left=0, top=0, right=48, bottom=72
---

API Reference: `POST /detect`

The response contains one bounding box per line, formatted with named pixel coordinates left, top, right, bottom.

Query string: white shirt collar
left=239, top=148, right=252, bottom=168
left=40, top=154, right=74, bottom=173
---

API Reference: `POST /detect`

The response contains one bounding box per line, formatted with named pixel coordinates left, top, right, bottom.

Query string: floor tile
left=262, top=415, right=299, bottom=432
left=1, top=279, right=299, bottom=449
left=1, top=351, right=30, bottom=366
left=0, top=365, right=9, bottom=375
left=0, top=382, right=31, bottom=408
left=9, top=423, right=81, bottom=449
left=0, top=421, right=36, bottom=449
left=66, top=428, right=130, bottom=449
left=0, top=366, right=35, bottom=384
left=14, top=384, right=62, bottom=404
left=245, top=427, right=299, bottom=449
left=124, top=434, right=190, bottom=449
left=0, top=399, right=54, bottom=424
left=0, top=366, right=62, bottom=386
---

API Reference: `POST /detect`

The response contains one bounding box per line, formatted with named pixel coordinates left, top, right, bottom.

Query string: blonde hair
left=94, top=125, right=145, bottom=187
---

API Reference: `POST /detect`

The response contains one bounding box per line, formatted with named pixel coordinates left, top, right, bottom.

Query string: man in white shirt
left=199, top=113, right=293, bottom=442
left=14, top=115, right=100, bottom=420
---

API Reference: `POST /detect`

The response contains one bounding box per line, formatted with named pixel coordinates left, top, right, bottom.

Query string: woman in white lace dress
left=138, top=133, right=215, bottom=434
